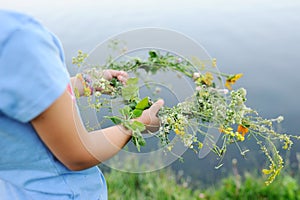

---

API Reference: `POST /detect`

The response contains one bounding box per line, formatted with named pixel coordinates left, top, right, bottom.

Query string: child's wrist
left=76, top=73, right=94, bottom=96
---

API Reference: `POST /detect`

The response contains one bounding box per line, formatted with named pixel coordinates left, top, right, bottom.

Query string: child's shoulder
left=0, top=10, right=42, bottom=45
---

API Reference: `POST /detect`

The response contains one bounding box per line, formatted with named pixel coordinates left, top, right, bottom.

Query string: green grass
left=104, top=168, right=201, bottom=200
left=103, top=167, right=300, bottom=200
left=204, top=172, right=300, bottom=200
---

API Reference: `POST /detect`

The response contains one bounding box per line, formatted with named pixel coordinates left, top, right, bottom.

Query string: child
left=0, top=10, right=164, bottom=200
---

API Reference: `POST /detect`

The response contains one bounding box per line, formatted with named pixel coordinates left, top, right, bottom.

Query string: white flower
left=219, top=89, right=229, bottom=95
left=276, top=116, right=284, bottom=123
left=193, top=72, right=201, bottom=80
left=177, top=57, right=183, bottom=63
left=239, top=88, right=247, bottom=96
left=182, top=134, right=194, bottom=147
left=94, top=91, right=101, bottom=97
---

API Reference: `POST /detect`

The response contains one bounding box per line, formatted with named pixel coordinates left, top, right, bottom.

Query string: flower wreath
left=73, top=49, right=299, bottom=185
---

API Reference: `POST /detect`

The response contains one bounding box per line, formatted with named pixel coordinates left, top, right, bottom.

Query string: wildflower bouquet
left=73, top=49, right=299, bottom=185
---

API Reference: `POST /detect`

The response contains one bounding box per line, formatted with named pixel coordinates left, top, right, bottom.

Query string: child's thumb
left=150, top=99, right=164, bottom=114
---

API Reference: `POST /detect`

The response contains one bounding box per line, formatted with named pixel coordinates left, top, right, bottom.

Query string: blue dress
left=0, top=10, right=107, bottom=200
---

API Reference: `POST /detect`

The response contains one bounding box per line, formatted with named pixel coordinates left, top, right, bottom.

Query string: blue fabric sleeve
left=0, top=20, right=70, bottom=123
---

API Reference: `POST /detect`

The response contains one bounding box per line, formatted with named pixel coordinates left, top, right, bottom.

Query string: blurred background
left=2, top=0, right=300, bottom=192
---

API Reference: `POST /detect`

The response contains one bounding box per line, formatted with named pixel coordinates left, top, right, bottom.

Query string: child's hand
left=102, top=70, right=128, bottom=85
left=93, top=70, right=128, bottom=94
left=136, top=99, right=164, bottom=133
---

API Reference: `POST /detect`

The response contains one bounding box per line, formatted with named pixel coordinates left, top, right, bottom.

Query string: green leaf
left=130, top=121, right=146, bottom=132
left=120, top=76, right=139, bottom=101
left=128, top=101, right=137, bottom=110
left=106, top=116, right=122, bottom=124
left=149, top=50, right=158, bottom=58
left=135, top=97, right=150, bottom=110
left=125, top=120, right=146, bottom=152
left=119, top=106, right=131, bottom=117
left=110, top=77, right=120, bottom=87
left=126, top=77, right=139, bottom=85
left=132, top=109, right=143, bottom=118
left=132, top=136, right=141, bottom=151
left=131, top=130, right=146, bottom=152
left=122, top=86, right=138, bottom=101
left=137, top=135, right=146, bottom=146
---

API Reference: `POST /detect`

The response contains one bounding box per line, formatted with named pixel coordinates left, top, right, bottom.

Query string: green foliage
left=119, top=106, right=131, bottom=118
left=204, top=173, right=300, bottom=200
left=132, top=97, right=151, bottom=118
left=105, top=77, right=151, bottom=151
left=132, top=109, right=143, bottom=118
left=121, top=78, right=139, bottom=101
left=103, top=166, right=300, bottom=200
left=130, top=121, right=145, bottom=132
left=110, top=77, right=123, bottom=88
left=106, top=116, right=122, bottom=125
left=135, top=97, right=151, bottom=110
left=104, top=167, right=201, bottom=200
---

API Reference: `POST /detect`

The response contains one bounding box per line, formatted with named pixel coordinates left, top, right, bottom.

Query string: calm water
left=2, top=0, right=300, bottom=186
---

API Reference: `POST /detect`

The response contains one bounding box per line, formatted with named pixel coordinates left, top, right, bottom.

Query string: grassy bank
left=103, top=167, right=300, bottom=200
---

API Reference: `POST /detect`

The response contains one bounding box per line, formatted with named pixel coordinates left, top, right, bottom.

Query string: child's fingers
left=150, top=99, right=164, bottom=114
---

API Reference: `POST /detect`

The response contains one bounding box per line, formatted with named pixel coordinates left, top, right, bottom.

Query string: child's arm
left=31, top=87, right=164, bottom=171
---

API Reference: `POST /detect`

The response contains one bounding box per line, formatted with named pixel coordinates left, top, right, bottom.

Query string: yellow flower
left=262, top=164, right=275, bottom=175
left=174, top=129, right=181, bottom=135
left=174, top=128, right=185, bottom=135
left=84, top=87, right=92, bottom=96
left=198, top=142, right=203, bottom=149
left=262, top=168, right=273, bottom=175
left=203, top=72, right=214, bottom=86
left=225, top=73, right=243, bottom=90
left=167, top=117, right=172, bottom=123
left=220, top=126, right=235, bottom=136
left=212, top=58, right=217, bottom=67
left=235, top=132, right=245, bottom=141
left=283, top=142, right=289, bottom=150
left=167, top=145, right=173, bottom=151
